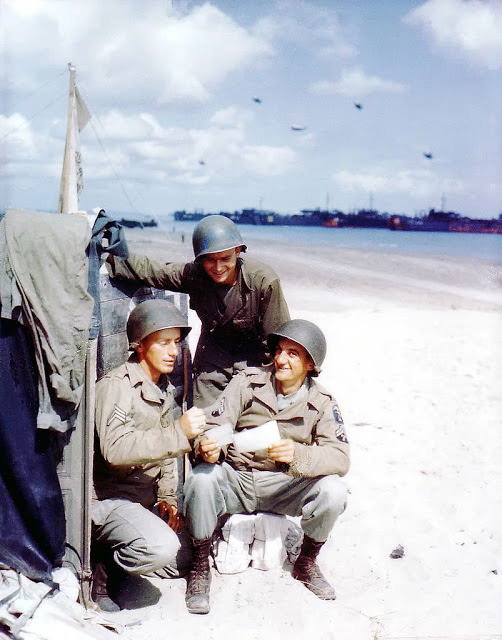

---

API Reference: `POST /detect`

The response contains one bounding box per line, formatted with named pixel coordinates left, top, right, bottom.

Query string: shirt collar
left=125, top=358, right=169, bottom=404
left=276, top=379, right=309, bottom=411
left=237, top=257, right=253, bottom=292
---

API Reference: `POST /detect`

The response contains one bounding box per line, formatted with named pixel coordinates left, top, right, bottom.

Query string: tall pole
left=57, top=63, right=89, bottom=213
left=58, top=63, right=76, bottom=213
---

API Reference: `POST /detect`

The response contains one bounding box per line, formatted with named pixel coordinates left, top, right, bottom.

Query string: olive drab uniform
left=108, top=255, right=290, bottom=407
left=93, top=359, right=190, bottom=507
left=183, top=366, right=350, bottom=543
left=92, top=358, right=192, bottom=576
left=201, top=366, right=349, bottom=477
left=183, top=318, right=347, bottom=613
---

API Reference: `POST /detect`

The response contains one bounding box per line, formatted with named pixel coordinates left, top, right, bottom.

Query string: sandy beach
left=107, top=227, right=502, bottom=639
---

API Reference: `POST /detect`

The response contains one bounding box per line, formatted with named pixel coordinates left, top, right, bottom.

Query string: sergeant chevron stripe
left=107, top=404, right=127, bottom=425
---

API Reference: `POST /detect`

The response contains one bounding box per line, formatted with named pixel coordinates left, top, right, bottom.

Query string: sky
left=1, top=0, right=502, bottom=220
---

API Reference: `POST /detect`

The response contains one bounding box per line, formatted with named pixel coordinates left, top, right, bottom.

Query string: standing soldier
left=91, top=299, right=205, bottom=611
left=107, top=215, right=290, bottom=407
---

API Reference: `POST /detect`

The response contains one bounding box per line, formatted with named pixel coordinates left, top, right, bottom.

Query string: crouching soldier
left=91, top=299, right=205, bottom=612
left=182, top=319, right=350, bottom=614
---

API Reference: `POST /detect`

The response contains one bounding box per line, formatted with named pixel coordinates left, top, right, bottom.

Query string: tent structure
left=0, top=208, right=191, bottom=636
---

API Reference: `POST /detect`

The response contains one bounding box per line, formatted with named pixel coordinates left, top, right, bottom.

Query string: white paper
left=232, top=420, right=281, bottom=452
left=203, top=423, right=234, bottom=446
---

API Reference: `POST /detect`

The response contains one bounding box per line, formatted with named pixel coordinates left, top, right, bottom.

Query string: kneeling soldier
left=91, top=299, right=205, bottom=611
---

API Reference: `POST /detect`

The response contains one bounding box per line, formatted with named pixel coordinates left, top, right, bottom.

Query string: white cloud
left=333, top=168, right=465, bottom=198
left=3, top=1, right=274, bottom=106
left=0, top=113, right=66, bottom=176
left=311, top=67, right=405, bottom=98
left=153, top=4, right=274, bottom=104
left=0, top=99, right=297, bottom=196
left=253, top=3, right=356, bottom=59
left=405, top=0, right=502, bottom=70
left=93, top=111, right=163, bottom=141
left=0, top=113, right=67, bottom=205
left=88, top=108, right=297, bottom=185
left=0, top=114, right=36, bottom=157
left=241, top=145, right=297, bottom=176
left=2, top=1, right=499, bottom=217
left=487, top=181, right=502, bottom=197
left=210, top=107, right=254, bottom=129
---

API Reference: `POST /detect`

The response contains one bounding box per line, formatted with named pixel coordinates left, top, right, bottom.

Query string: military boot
left=292, top=535, right=336, bottom=600
left=185, top=537, right=212, bottom=614
left=90, top=561, right=121, bottom=612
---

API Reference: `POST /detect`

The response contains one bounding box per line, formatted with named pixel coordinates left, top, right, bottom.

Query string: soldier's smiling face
left=200, top=247, right=241, bottom=285
left=137, top=327, right=181, bottom=382
left=273, top=338, right=314, bottom=394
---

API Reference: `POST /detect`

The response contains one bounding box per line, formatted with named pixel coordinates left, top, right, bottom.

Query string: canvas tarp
left=0, top=317, right=66, bottom=581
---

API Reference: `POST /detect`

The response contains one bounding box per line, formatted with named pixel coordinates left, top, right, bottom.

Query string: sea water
left=157, top=216, right=502, bottom=262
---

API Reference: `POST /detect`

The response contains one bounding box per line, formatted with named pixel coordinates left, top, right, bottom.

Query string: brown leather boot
left=91, top=561, right=121, bottom=613
left=292, top=535, right=336, bottom=600
left=185, top=538, right=212, bottom=614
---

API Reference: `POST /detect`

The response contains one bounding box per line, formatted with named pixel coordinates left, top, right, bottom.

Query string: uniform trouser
left=92, top=499, right=192, bottom=577
left=183, top=462, right=348, bottom=542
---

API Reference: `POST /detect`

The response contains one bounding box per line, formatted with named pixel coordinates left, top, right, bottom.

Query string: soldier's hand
left=199, top=438, right=221, bottom=464
left=180, top=407, right=206, bottom=439
left=156, top=501, right=184, bottom=532
left=267, top=439, right=295, bottom=464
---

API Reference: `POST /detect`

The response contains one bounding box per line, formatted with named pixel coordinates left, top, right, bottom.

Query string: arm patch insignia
left=211, top=397, right=226, bottom=418
left=332, top=405, right=348, bottom=443
left=107, top=404, right=127, bottom=425
left=335, top=423, right=349, bottom=444
left=332, top=405, right=342, bottom=425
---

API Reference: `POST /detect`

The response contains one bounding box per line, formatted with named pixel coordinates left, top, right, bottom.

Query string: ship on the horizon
left=174, top=208, right=389, bottom=229
left=113, top=213, right=158, bottom=229
left=387, top=209, right=502, bottom=234
left=174, top=207, right=502, bottom=234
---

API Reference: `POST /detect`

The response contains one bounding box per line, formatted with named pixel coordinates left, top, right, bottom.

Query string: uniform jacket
left=108, top=253, right=290, bottom=373
left=203, top=366, right=350, bottom=478
left=93, top=359, right=191, bottom=509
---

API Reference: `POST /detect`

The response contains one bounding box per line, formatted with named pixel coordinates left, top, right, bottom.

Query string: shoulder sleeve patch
left=332, top=402, right=348, bottom=443
left=332, top=405, right=342, bottom=424
left=335, top=422, right=349, bottom=444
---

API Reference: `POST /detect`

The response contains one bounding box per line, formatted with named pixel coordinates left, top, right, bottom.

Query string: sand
left=107, top=228, right=502, bottom=639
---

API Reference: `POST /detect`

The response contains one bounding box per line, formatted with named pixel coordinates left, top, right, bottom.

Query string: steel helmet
left=127, top=299, right=191, bottom=348
left=192, top=215, right=246, bottom=260
left=267, top=319, right=327, bottom=375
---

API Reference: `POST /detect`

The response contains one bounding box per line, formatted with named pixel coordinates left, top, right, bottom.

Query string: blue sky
left=1, top=0, right=501, bottom=219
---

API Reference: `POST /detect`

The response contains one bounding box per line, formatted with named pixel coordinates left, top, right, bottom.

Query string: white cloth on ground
left=213, top=513, right=303, bottom=574
left=0, top=567, right=125, bottom=639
